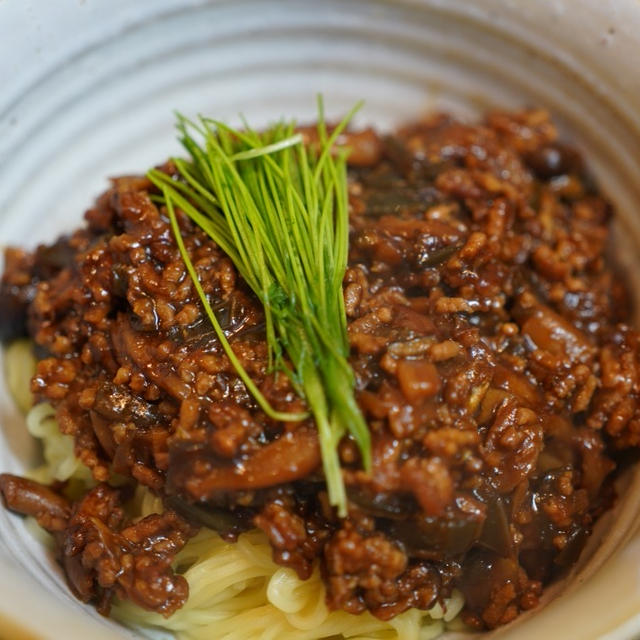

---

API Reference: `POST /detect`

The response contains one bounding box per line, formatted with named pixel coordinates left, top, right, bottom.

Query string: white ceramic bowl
left=1, top=2, right=640, bottom=638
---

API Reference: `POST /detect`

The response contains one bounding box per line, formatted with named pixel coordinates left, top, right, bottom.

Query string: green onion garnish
left=149, top=98, right=371, bottom=516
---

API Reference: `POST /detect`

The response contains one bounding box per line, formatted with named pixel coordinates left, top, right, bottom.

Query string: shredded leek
left=149, top=98, right=370, bottom=516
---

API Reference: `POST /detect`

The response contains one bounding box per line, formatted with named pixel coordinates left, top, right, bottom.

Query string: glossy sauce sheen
left=1, top=109, right=639, bottom=630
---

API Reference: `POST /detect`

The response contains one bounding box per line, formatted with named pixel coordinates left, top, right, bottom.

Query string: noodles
left=26, top=402, right=93, bottom=487
left=4, top=339, right=35, bottom=415
left=111, top=526, right=464, bottom=640
left=4, top=341, right=464, bottom=639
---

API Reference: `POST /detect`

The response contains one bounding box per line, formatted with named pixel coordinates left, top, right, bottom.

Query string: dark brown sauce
left=0, top=109, right=637, bottom=630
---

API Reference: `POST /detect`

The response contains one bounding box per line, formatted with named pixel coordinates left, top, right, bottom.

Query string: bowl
left=1, top=1, right=640, bottom=638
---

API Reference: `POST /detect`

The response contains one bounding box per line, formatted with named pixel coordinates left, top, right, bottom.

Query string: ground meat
left=0, top=474, right=71, bottom=532
left=324, top=520, right=409, bottom=616
left=0, top=109, right=636, bottom=628
left=0, top=477, right=195, bottom=616
left=61, top=485, right=195, bottom=616
left=255, top=500, right=330, bottom=580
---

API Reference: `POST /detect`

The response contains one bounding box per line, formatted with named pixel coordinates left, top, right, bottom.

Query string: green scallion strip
left=149, top=98, right=370, bottom=516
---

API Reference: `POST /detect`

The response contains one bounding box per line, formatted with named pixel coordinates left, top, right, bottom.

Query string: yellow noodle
left=4, top=339, right=35, bottom=414
left=5, top=341, right=465, bottom=639
left=114, top=508, right=464, bottom=640
left=25, top=401, right=93, bottom=486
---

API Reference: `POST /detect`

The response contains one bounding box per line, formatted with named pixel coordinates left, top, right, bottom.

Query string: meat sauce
left=1, top=109, right=638, bottom=629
